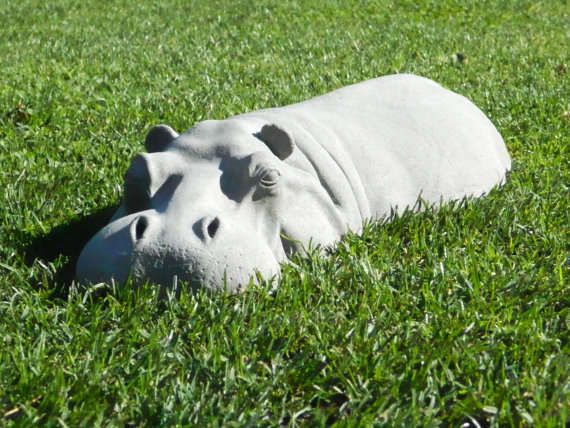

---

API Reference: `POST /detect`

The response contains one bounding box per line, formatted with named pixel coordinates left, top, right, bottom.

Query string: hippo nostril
left=207, top=217, right=220, bottom=239
left=134, top=216, right=149, bottom=241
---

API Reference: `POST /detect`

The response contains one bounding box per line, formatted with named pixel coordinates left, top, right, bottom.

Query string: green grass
left=1, top=0, right=569, bottom=425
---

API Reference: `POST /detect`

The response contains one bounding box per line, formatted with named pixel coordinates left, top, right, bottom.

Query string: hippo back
left=241, top=74, right=510, bottom=218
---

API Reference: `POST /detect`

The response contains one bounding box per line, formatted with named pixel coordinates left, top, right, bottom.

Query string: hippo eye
left=258, top=167, right=281, bottom=188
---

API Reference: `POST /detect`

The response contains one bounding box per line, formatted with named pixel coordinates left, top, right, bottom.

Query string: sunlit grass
left=1, top=0, right=568, bottom=425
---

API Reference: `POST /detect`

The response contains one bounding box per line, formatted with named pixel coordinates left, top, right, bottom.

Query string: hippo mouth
left=130, top=238, right=283, bottom=292
left=76, top=210, right=286, bottom=292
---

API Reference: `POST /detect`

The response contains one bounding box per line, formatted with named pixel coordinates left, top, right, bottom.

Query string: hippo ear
left=256, top=124, right=295, bottom=160
left=145, top=124, right=179, bottom=153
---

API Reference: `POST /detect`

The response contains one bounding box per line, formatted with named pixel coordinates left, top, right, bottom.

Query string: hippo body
left=76, top=74, right=511, bottom=291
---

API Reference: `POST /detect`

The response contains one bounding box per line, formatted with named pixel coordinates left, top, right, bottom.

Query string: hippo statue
left=76, top=74, right=511, bottom=291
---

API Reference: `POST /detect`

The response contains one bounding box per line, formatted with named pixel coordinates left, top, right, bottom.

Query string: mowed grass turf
left=1, top=0, right=568, bottom=425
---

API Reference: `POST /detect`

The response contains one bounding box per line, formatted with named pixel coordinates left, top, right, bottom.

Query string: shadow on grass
left=24, top=206, right=117, bottom=297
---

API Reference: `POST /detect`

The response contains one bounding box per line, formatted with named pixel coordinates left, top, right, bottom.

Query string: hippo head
left=76, top=120, right=348, bottom=292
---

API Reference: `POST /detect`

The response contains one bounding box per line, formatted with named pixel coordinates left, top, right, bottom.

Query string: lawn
left=1, top=0, right=568, bottom=425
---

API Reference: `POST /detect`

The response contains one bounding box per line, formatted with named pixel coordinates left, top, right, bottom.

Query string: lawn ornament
left=76, top=74, right=511, bottom=291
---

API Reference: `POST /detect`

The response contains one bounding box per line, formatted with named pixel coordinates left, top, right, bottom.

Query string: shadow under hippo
left=76, top=74, right=511, bottom=292
left=24, top=206, right=117, bottom=295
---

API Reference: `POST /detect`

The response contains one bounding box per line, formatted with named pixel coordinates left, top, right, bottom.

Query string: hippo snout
left=76, top=212, right=139, bottom=285
left=192, top=215, right=221, bottom=243
left=76, top=210, right=282, bottom=292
